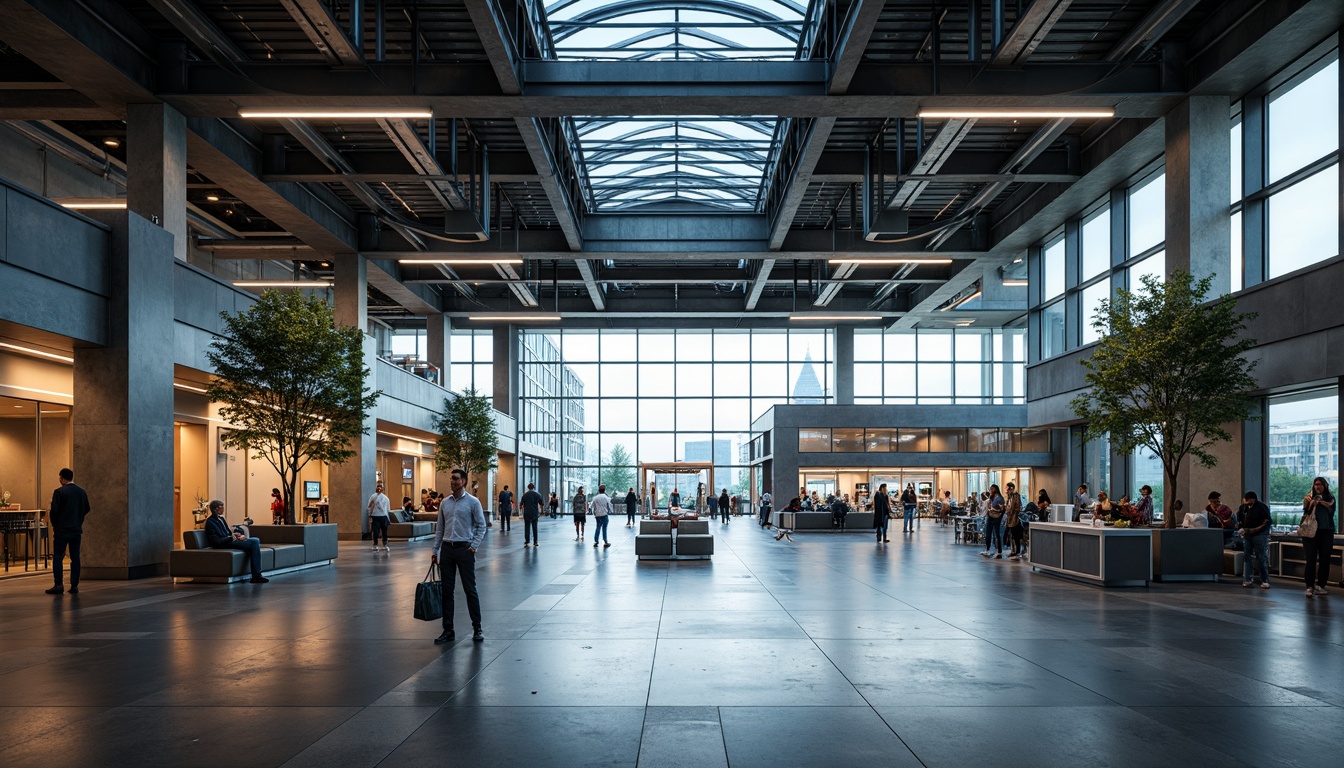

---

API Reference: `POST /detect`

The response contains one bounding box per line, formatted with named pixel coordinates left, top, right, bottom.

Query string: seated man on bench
left=204, top=499, right=269, bottom=584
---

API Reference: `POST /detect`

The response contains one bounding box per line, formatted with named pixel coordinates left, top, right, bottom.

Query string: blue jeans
left=903, top=504, right=916, bottom=531
left=1243, top=532, right=1269, bottom=583
left=983, top=517, right=1003, bottom=554
left=593, top=515, right=609, bottom=543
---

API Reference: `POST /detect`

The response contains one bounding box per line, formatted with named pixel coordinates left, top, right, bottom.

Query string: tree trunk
left=283, top=468, right=297, bottom=526
left=1164, top=461, right=1180, bottom=529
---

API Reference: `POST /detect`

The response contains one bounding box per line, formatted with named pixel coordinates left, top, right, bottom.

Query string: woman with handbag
left=1301, top=477, right=1336, bottom=598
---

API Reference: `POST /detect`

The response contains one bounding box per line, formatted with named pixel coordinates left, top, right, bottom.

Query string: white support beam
left=745, top=259, right=776, bottom=311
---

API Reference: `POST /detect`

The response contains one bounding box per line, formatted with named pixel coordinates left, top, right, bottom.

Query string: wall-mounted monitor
left=402, top=467, right=414, bottom=481
left=304, top=481, right=322, bottom=500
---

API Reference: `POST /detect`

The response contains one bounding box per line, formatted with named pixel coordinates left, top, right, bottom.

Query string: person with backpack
left=1004, top=482, right=1025, bottom=559
left=901, top=484, right=918, bottom=532
left=980, top=484, right=1005, bottom=559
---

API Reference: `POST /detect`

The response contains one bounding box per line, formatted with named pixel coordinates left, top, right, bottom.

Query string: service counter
left=1029, top=521, right=1153, bottom=587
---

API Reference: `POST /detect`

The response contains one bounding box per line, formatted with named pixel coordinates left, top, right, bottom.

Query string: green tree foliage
left=1268, top=466, right=1315, bottom=504
left=1071, top=271, right=1258, bottom=527
left=206, top=290, right=380, bottom=524
left=601, top=444, right=636, bottom=492
left=433, top=389, right=499, bottom=481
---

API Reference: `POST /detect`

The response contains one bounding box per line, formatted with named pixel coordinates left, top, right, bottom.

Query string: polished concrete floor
left=1, top=518, right=1342, bottom=767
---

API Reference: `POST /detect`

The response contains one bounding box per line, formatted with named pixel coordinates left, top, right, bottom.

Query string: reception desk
left=1029, top=522, right=1153, bottom=586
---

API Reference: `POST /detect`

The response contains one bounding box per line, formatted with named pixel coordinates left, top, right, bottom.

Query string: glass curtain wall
left=0, top=395, right=72, bottom=510
left=520, top=328, right=834, bottom=500
left=1267, top=388, right=1339, bottom=525
left=1030, top=165, right=1167, bottom=363
left=852, top=328, right=1025, bottom=404
left=449, top=330, right=494, bottom=396
left=1233, top=47, right=1339, bottom=285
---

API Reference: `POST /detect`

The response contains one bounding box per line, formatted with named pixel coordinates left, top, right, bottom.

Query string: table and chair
left=0, top=507, right=50, bottom=573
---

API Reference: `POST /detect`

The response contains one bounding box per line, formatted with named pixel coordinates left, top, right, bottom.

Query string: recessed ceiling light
left=1002, top=279, right=1028, bottom=287
left=467, top=314, right=562, bottom=322
left=827, top=259, right=953, bottom=265
left=918, top=108, right=1115, bottom=119
left=206, top=195, right=220, bottom=202
left=102, top=137, right=120, bottom=148
left=56, top=199, right=127, bottom=210
left=238, top=108, right=433, bottom=120
left=789, top=314, right=884, bottom=321
left=231, top=280, right=334, bottom=288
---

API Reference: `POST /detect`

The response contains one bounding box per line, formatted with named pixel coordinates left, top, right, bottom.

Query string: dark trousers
left=440, top=545, right=482, bottom=631
left=225, top=536, right=265, bottom=578
left=524, top=516, right=539, bottom=544
left=983, top=517, right=1003, bottom=553
left=500, top=509, right=511, bottom=531
left=875, top=513, right=889, bottom=539
left=1303, top=529, right=1335, bottom=588
left=1007, top=524, right=1025, bottom=554
left=370, top=516, right=389, bottom=546
left=626, top=509, right=637, bottom=525
left=53, top=533, right=81, bottom=587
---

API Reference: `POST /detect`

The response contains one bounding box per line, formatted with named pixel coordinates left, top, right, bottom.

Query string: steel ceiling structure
left=0, top=0, right=1340, bottom=329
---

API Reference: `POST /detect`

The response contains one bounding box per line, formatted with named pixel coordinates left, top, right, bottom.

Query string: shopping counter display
left=1029, top=521, right=1153, bottom=587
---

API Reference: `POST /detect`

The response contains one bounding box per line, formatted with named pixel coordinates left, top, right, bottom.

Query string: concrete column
left=834, top=326, right=854, bottom=404
left=1187, top=420, right=1244, bottom=510
left=329, top=252, right=377, bottom=540
left=1165, top=96, right=1232, bottom=294
left=126, top=104, right=187, bottom=263
left=492, top=325, right=518, bottom=416
left=74, top=211, right=175, bottom=578
left=426, top=313, right=451, bottom=388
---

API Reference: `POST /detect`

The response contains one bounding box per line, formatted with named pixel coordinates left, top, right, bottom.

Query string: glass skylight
left=542, top=0, right=811, bottom=61
left=572, top=116, right=780, bottom=211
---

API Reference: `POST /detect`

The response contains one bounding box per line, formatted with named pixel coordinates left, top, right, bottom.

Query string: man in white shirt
left=367, top=482, right=391, bottom=552
left=431, top=468, right=487, bottom=644
left=590, top=485, right=613, bottom=548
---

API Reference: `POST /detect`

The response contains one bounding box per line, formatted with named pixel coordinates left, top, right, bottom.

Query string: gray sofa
left=386, top=511, right=434, bottom=540
left=170, top=524, right=338, bottom=583
left=636, top=519, right=713, bottom=559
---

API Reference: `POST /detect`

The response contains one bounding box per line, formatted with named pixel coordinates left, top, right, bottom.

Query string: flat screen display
left=402, top=467, right=414, bottom=481
left=304, top=481, right=322, bottom=500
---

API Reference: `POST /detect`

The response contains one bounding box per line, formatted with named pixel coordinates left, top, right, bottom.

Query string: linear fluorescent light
left=399, top=259, right=524, bottom=265
left=942, top=290, right=983, bottom=311
left=828, top=259, right=953, bottom=265
left=173, top=382, right=209, bottom=394
left=918, top=108, right=1115, bottom=119
left=0, top=341, right=74, bottom=363
left=789, top=314, right=884, bottom=321
left=1002, top=279, right=1028, bottom=287
left=58, top=199, right=127, bottom=210
left=238, top=109, right=433, bottom=119
left=377, top=429, right=436, bottom=444
left=232, top=280, right=334, bottom=288
left=468, top=314, right=562, bottom=322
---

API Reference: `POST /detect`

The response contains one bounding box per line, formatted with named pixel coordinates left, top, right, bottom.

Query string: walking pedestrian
left=432, top=468, right=487, bottom=644
left=591, top=485, right=613, bottom=548
left=718, top=488, right=731, bottom=523
left=548, top=492, right=559, bottom=519
left=497, top=485, right=514, bottom=533
left=46, top=468, right=91, bottom=595
left=707, top=490, right=718, bottom=522
left=367, top=482, right=391, bottom=552
left=1302, top=477, right=1336, bottom=598
left=980, top=484, right=1005, bottom=559
left=625, top=487, right=638, bottom=526
left=1237, top=491, right=1272, bottom=589
left=872, top=483, right=891, bottom=543
left=520, top=482, right=543, bottom=547
left=901, top=483, right=918, bottom=533
left=572, top=487, right=587, bottom=541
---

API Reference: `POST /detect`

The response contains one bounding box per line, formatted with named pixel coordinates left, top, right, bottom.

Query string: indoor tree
left=1070, top=271, right=1258, bottom=527
left=433, top=389, right=499, bottom=490
left=207, top=289, right=380, bottom=524
left=601, top=444, right=636, bottom=493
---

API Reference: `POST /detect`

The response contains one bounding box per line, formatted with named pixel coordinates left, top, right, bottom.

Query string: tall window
left=1267, top=388, right=1339, bottom=525
left=449, top=330, right=493, bottom=396
left=519, top=328, right=834, bottom=499
left=853, top=328, right=1024, bottom=405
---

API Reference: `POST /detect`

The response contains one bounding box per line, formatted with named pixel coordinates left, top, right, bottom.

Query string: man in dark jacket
left=205, top=499, right=269, bottom=583
left=520, top=483, right=544, bottom=547
left=46, top=468, right=91, bottom=595
left=872, top=483, right=891, bottom=543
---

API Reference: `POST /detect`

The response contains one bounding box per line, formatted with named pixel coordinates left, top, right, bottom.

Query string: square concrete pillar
left=492, top=325, right=518, bottom=416
left=1165, top=96, right=1232, bottom=295
left=426, top=312, right=450, bottom=388
left=127, top=103, right=187, bottom=263
left=834, top=326, right=854, bottom=405
left=329, top=252, right=377, bottom=540
left=74, top=211, right=175, bottom=578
